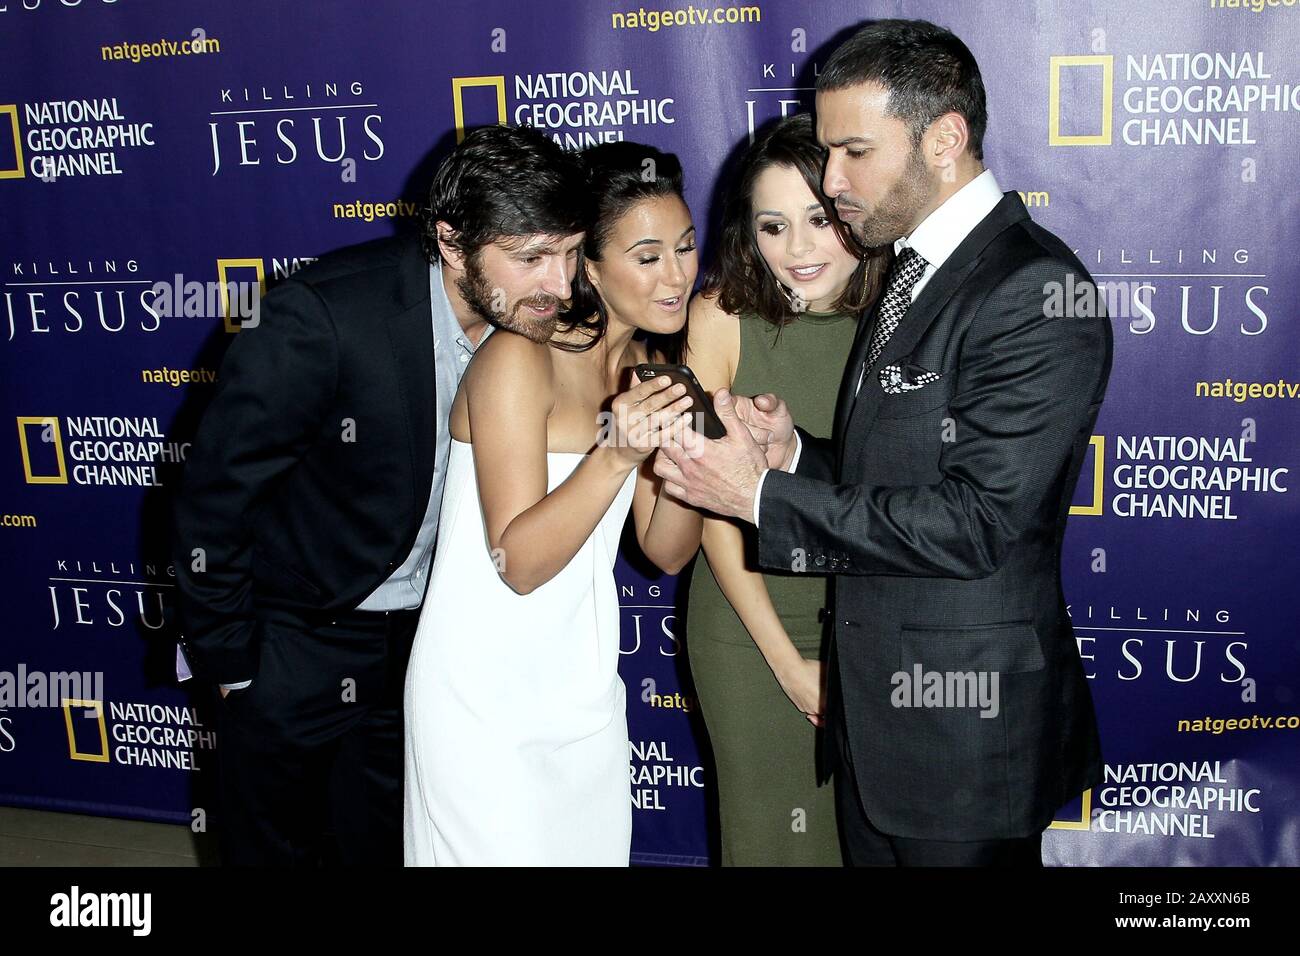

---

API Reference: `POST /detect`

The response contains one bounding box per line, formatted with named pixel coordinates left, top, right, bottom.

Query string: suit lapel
left=833, top=300, right=880, bottom=471
left=835, top=193, right=1032, bottom=475
left=385, top=240, right=437, bottom=513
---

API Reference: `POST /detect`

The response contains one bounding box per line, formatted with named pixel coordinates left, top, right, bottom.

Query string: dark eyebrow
left=754, top=202, right=823, bottom=220
left=514, top=241, right=558, bottom=257
left=514, top=234, right=584, bottom=257
left=624, top=224, right=695, bottom=254
left=826, top=135, right=873, bottom=148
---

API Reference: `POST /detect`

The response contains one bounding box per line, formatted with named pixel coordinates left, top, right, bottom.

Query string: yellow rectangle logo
left=1070, top=435, right=1105, bottom=516
left=1049, top=55, right=1113, bottom=146
left=215, top=258, right=266, bottom=333
left=16, top=416, right=68, bottom=484
left=451, top=76, right=507, bottom=143
left=0, top=105, right=25, bottom=179
left=1049, top=788, right=1093, bottom=830
left=63, top=698, right=110, bottom=763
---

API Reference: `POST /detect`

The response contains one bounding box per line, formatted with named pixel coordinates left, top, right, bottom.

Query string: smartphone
left=633, top=363, right=727, bottom=440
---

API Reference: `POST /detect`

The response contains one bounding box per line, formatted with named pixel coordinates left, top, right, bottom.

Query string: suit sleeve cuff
left=755, top=432, right=803, bottom=527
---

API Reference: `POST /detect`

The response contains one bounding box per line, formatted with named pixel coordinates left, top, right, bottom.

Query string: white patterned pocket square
left=878, top=362, right=943, bottom=395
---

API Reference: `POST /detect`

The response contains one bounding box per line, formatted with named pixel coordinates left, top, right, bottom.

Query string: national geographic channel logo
left=1068, top=433, right=1290, bottom=519
left=1049, top=49, right=1299, bottom=147
left=16, top=415, right=190, bottom=487
left=0, top=98, right=157, bottom=182
left=451, top=69, right=675, bottom=147
left=62, top=698, right=214, bottom=771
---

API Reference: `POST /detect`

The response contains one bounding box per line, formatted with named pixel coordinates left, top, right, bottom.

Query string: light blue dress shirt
left=222, top=265, right=489, bottom=690
left=356, top=263, right=493, bottom=610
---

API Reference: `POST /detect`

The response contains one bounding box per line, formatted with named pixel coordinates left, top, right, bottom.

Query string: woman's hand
left=775, top=655, right=827, bottom=726
left=602, top=374, right=693, bottom=466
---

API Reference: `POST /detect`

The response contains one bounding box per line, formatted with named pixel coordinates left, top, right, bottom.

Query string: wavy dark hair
left=697, top=113, right=890, bottom=341
left=560, top=141, right=688, bottom=354
left=421, top=123, right=592, bottom=263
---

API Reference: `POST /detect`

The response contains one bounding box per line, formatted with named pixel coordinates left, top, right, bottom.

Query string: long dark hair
left=559, top=141, right=687, bottom=354
left=698, top=113, right=890, bottom=332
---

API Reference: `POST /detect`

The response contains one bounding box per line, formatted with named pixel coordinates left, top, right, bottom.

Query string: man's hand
left=653, top=387, right=768, bottom=522
left=732, top=392, right=797, bottom=471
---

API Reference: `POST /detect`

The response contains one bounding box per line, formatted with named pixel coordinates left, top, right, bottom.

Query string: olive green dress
left=685, top=308, right=858, bottom=866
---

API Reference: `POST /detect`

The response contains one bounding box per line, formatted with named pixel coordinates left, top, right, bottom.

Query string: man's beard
left=457, top=250, right=561, bottom=344
left=846, top=140, right=933, bottom=249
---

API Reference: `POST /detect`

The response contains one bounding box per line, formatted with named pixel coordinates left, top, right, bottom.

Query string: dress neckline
left=797, top=309, right=854, bottom=321
left=450, top=436, right=590, bottom=457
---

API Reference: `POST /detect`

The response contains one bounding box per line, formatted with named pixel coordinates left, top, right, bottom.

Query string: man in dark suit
left=656, top=19, right=1111, bottom=866
left=172, top=125, right=589, bottom=865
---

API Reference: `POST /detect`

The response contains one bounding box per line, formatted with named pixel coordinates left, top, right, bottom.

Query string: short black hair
left=422, top=124, right=591, bottom=264
left=817, top=19, right=987, bottom=161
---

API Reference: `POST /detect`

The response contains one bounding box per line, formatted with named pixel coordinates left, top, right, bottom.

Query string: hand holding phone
left=632, top=364, right=727, bottom=440
left=604, top=372, right=695, bottom=465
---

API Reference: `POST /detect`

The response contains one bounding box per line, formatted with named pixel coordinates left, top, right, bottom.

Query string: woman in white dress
left=404, top=143, right=706, bottom=866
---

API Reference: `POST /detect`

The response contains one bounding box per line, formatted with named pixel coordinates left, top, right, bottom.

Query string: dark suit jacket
left=171, top=236, right=436, bottom=685
left=757, top=193, right=1111, bottom=841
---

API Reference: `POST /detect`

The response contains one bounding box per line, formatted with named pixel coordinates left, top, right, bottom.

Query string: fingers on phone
left=643, top=381, right=687, bottom=412
left=642, top=375, right=675, bottom=397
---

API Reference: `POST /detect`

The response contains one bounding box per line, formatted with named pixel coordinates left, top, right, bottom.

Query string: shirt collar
left=894, top=168, right=1003, bottom=271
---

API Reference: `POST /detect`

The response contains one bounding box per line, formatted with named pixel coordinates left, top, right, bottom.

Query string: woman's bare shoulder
left=457, top=330, right=556, bottom=442
left=687, top=289, right=739, bottom=327
left=467, top=328, right=554, bottom=386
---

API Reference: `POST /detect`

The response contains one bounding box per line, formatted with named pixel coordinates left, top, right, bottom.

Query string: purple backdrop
left=1, top=0, right=1296, bottom=865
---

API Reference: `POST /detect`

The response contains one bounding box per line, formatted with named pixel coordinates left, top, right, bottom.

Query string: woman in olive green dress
left=678, top=114, right=890, bottom=865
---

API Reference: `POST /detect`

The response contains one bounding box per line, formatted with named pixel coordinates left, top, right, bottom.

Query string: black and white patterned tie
left=863, top=246, right=929, bottom=377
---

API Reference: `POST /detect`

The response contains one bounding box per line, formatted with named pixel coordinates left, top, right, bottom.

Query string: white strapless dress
left=403, top=438, right=635, bottom=866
